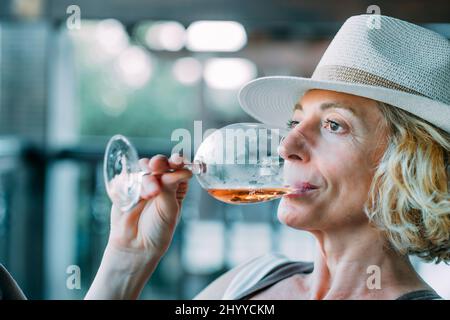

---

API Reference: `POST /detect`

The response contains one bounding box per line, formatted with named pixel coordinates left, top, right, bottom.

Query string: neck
left=307, top=223, right=429, bottom=300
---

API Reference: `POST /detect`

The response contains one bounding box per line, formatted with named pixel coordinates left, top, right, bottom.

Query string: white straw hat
left=238, top=14, right=450, bottom=133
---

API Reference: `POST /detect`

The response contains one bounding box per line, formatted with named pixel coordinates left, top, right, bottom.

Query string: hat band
left=312, top=65, right=429, bottom=99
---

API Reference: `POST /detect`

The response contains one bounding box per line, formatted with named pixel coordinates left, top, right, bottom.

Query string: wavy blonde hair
left=365, top=102, right=450, bottom=263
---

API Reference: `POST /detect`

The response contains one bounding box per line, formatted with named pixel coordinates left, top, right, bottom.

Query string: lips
left=285, top=182, right=319, bottom=197
left=293, top=182, right=319, bottom=191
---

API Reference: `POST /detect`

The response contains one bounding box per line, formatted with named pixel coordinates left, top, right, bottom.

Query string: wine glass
left=103, top=123, right=292, bottom=211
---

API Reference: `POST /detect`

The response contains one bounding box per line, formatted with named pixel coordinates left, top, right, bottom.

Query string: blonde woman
left=2, top=14, right=447, bottom=300
left=84, top=14, right=449, bottom=300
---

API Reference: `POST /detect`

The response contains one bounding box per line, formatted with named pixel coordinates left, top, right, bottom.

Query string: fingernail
left=170, top=153, right=184, bottom=165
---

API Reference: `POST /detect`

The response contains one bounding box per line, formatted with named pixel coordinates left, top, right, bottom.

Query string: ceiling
left=1, top=0, right=450, bottom=39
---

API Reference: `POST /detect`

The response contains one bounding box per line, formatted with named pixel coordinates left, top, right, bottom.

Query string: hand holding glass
left=103, top=123, right=293, bottom=211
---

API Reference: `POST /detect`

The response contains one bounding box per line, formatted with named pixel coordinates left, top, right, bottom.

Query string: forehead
left=295, top=89, right=383, bottom=126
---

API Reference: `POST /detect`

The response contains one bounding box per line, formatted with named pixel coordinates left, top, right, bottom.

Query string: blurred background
left=0, top=0, right=449, bottom=299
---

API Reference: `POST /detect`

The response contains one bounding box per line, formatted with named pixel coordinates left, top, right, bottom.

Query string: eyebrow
left=293, top=102, right=358, bottom=116
left=293, top=102, right=369, bottom=130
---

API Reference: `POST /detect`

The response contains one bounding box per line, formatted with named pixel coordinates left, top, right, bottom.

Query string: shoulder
left=193, top=253, right=291, bottom=300
left=0, top=264, right=27, bottom=300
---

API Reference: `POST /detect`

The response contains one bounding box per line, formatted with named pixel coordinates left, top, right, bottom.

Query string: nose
left=278, top=129, right=310, bottom=162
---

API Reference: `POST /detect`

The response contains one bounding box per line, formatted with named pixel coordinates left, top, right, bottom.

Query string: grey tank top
left=224, top=256, right=443, bottom=300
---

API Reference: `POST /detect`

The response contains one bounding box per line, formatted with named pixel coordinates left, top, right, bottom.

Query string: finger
left=110, top=198, right=146, bottom=226
left=148, top=154, right=170, bottom=174
left=176, top=195, right=187, bottom=205
left=139, top=158, right=150, bottom=171
left=176, top=182, right=189, bottom=196
left=124, top=198, right=147, bottom=226
left=168, top=153, right=187, bottom=170
left=176, top=186, right=188, bottom=199
left=140, top=174, right=161, bottom=200
left=160, top=169, right=193, bottom=191
left=176, top=182, right=188, bottom=192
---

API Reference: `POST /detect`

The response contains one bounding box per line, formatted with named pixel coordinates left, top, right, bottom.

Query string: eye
left=286, top=120, right=300, bottom=129
left=323, top=119, right=345, bottom=133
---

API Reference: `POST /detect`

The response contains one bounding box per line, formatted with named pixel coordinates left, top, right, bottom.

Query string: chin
left=277, top=197, right=318, bottom=230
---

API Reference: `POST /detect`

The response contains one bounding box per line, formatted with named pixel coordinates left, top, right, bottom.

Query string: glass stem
left=140, top=160, right=206, bottom=176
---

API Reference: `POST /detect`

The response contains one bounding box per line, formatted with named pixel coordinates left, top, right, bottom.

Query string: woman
left=84, top=14, right=449, bottom=300
left=1, top=14, right=448, bottom=300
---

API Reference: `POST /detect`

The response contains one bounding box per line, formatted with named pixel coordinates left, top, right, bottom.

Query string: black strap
left=396, top=289, right=443, bottom=300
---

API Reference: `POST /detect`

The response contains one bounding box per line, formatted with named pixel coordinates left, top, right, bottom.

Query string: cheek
left=323, top=146, right=368, bottom=180
left=319, top=146, right=374, bottom=205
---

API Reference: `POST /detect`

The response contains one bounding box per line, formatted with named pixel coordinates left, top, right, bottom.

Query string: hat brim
left=238, top=76, right=450, bottom=133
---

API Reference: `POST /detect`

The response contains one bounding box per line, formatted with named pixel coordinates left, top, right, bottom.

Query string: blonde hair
left=365, top=102, right=450, bottom=263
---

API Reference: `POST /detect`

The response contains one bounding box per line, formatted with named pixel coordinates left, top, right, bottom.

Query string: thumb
left=160, top=169, right=193, bottom=192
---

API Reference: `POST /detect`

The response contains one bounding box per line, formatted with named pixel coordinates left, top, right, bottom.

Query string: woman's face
left=277, top=89, right=388, bottom=231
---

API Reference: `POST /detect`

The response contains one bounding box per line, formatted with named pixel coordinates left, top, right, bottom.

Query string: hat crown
left=312, top=14, right=450, bottom=104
